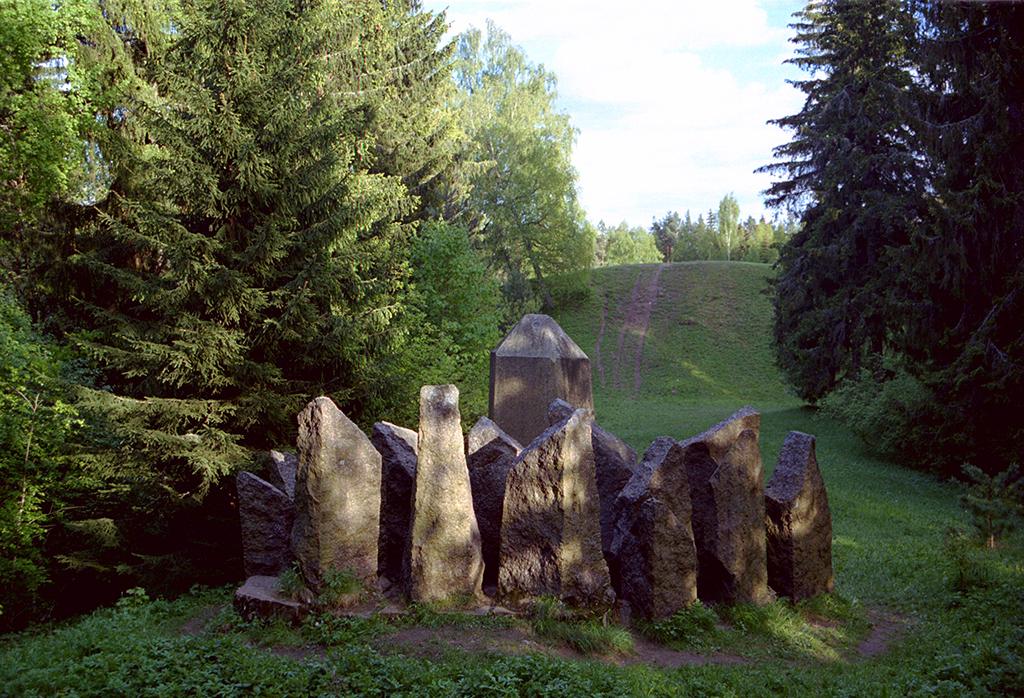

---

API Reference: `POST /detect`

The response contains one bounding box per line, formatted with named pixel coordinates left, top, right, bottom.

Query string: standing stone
left=406, top=385, right=484, bottom=603
left=683, top=407, right=770, bottom=605
left=262, top=450, right=297, bottom=500
left=489, top=314, right=594, bottom=446
left=765, top=431, right=834, bottom=601
left=371, top=422, right=418, bottom=588
left=237, top=472, right=294, bottom=577
left=499, top=408, right=611, bottom=605
left=610, top=438, right=697, bottom=619
left=467, top=415, right=523, bottom=458
left=292, top=397, right=381, bottom=591
left=468, top=436, right=519, bottom=589
left=547, top=399, right=638, bottom=567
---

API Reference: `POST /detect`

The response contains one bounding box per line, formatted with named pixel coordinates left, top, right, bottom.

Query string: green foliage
left=385, top=220, right=504, bottom=426
left=0, top=288, right=82, bottom=625
left=529, top=597, right=633, bottom=656
left=453, top=21, right=593, bottom=311
left=959, top=464, right=1024, bottom=548
left=318, top=568, right=364, bottom=609
left=820, top=366, right=937, bottom=468
left=277, top=566, right=305, bottom=602
left=639, top=601, right=718, bottom=650
left=716, top=194, right=741, bottom=261
left=595, top=221, right=662, bottom=267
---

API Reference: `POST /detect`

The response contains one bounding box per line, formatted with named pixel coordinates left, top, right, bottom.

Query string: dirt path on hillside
left=609, top=265, right=665, bottom=394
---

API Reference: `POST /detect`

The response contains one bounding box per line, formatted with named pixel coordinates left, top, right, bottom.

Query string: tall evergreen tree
left=61, top=0, right=425, bottom=495
left=760, top=0, right=924, bottom=401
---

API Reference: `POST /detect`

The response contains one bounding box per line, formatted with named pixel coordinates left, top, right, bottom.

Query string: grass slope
left=1, top=262, right=1022, bottom=696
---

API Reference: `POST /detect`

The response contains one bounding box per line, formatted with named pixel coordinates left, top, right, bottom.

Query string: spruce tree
left=760, top=0, right=924, bottom=401
left=63, top=0, right=419, bottom=495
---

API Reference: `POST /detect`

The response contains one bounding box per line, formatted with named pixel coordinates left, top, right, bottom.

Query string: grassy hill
left=1, top=262, right=1021, bottom=696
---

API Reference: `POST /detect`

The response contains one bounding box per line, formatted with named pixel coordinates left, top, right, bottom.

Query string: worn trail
left=608, top=264, right=665, bottom=395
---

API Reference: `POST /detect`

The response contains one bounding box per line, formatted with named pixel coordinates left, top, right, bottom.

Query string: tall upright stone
left=466, top=417, right=521, bottom=590
left=499, top=408, right=610, bottom=606
left=406, top=385, right=484, bottom=603
left=371, top=422, right=418, bottom=588
left=683, top=407, right=770, bottom=605
left=610, top=438, right=697, bottom=619
left=489, top=314, right=593, bottom=446
left=547, top=398, right=637, bottom=567
left=292, top=397, right=381, bottom=591
left=237, top=472, right=294, bottom=577
left=765, top=431, right=834, bottom=601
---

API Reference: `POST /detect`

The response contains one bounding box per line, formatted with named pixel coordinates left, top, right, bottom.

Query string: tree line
left=763, top=1, right=1023, bottom=481
left=0, top=1, right=590, bottom=627
left=593, top=197, right=799, bottom=268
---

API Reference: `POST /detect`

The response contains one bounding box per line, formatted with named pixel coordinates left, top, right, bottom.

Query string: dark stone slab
left=371, top=422, right=418, bottom=588
left=765, top=431, right=834, bottom=601
left=237, top=471, right=294, bottom=577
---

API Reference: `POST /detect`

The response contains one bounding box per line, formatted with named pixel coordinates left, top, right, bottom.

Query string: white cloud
left=424, top=0, right=805, bottom=225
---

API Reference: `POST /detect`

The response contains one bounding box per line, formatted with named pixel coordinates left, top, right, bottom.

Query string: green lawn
left=1, top=262, right=1021, bottom=696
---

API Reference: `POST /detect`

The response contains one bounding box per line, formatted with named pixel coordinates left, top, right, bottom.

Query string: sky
left=419, top=0, right=807, bottom=228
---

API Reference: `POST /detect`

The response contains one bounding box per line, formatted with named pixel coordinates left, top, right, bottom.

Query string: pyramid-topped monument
left=488, top=313, right=593, bottom=446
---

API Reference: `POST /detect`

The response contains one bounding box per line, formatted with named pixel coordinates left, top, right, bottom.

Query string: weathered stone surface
left=547, top=398, right=638, bottom=566
left=468, top=437, right=519, bottom=589
left=237, top=471, right=294, bottom=577
left=292, top=397, right=381, bottom=591
left=683, top=407, right=770, bottom=605
left=234, top=575, right=306, bottom=624
left=406, top=385, right=484, bottom=602
left=371, top=422, right=418, bottom=588
left=765, top=431, right=834, bottom=601
left=467, top=416, right=522, bottom=458
left=262, top=450, right=297, bottom=500
left=499, top=408, right=611, bottom=605
left=610, top=438, right=697, bottom=618
left=489, top=314, right=594, bottom=447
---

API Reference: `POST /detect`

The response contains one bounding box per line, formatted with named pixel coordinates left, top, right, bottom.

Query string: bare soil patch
left=857, top=609, right=909, bottom=659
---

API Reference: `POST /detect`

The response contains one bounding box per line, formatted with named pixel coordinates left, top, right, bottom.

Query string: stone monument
left=489, top=313, right=593, bottom=447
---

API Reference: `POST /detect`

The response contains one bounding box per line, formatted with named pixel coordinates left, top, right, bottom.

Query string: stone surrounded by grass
left=234, top=575, right=306, bottom=624
left=237, top=471, right=295, bottom=577
left=466, top=415, right=523, bottom=457
left=547, top=398, right=638, bottom=569
left=499, top=407, right=611, bottom=605
left=489, top=313, right=594, bottom=447
left=371, top=421, right=418, bottom=589
left=406, top=385, right=484, bottom=602
left=765, top=431, right=834, bottom=601
left=684, top=407, right=770, bottom=605
left=292, top=397, right=381, bottom=592
left=610, top=437, right=698, bottom=618
left=262, top=450, right=297, bottom=500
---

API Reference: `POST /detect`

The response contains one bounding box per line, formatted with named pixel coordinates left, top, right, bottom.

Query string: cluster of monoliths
left=235, top=313, right=834, bottom=622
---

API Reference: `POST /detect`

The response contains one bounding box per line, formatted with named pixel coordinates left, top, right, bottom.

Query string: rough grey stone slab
left=468, top=435, right=520, bottom=589
left=237, top=471, right=294, bottom=577
left=234, top=575, right=306, bottom=625
left=498, top=408, right=610, bottom=606
left=765, top=431, right=834, bottom=601
left=292, top=397, right=381, bottom=591
left=489, top=314, right=593, bottom=446
left=683, top=407, right=769, bottom=605
left=611, top=438, right=697, bottom=619
left=371, top=422, right=418, bottom=588
left=547, top=398, right=637, bottom=566
left=467, top=416, right=522, bottom=458
left=262, top=450, right=297, bottom=500
left=406, top=385, right=484, bottom=603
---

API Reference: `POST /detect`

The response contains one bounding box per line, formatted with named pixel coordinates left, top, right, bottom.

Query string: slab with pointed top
left=489, top=314, right=593, bottom=447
